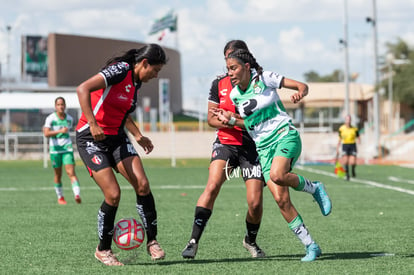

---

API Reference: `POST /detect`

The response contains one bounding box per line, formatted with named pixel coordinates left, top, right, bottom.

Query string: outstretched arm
left=282, top=77, right=309, bottom=104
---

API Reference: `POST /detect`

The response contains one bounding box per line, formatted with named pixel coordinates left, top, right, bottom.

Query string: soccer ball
left=113, top=218, right=145, bottom=250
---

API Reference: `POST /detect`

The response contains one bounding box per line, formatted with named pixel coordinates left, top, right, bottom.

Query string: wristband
left=228, top=116, right=236, bottom=126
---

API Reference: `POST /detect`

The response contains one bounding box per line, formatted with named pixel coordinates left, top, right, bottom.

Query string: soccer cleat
left=182, top=239, right=198, bottom=259
left=243, top=238, right=265, bottom=258
left=301, top=243, right=322, bottom=262
left=74, top=195, right=82, bottom=204
left=147, top=240, right=165, bottom=260
left=57, top=197, right=67, bottom=205
left=312, top=182, right=332, bottom=216
left=94, top=246, right=124, bottom=266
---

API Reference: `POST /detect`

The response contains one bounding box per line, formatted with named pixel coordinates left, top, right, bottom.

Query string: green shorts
left=50, top=152, right=75, bottom=168
left=257, top=128, right=302, bottom=183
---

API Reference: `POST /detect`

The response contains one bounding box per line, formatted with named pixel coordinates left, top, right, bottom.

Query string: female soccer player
left=43, top=97, right=81, bottom=205
left=182, top=40, right=265, bottom=259
left=337, top=114, right=360, bottom=180
left=210, top=48, right=332, bottom=261
left=76, top=44, right=167, bottom=265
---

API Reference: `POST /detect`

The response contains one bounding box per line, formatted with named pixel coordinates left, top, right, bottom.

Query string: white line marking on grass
left=0, top=184, right=244, bottom=192
left=388, top=176, right=414, bottom=185
left=297, top=166, right=414, bottom=196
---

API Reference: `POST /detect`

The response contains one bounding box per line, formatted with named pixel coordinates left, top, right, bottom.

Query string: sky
left=0, top=0, right=413, bottom=112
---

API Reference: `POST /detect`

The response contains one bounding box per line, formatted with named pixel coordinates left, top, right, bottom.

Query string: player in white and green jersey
left=210, top=47, right=332, bottom=262
left=43, top=97, right=81, bottom=205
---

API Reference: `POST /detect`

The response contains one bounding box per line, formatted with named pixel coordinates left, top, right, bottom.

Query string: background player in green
left=211, top=48, right=332, bottom=261
left=43, top=97, right=81, bottom=205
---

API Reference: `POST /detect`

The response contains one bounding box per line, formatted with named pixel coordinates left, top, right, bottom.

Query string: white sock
left=71, top=180, right=80, bottom=197
left=302, top=179, right=317, bottom=194
left=54, top=183, right=63, bottom=198
left=292, top=223, right=313, bottom=247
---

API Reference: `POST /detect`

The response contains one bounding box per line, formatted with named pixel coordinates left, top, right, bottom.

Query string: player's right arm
left=76, top=73, right=106, bottom=141
left=43, top=126, right=67, bottom=138
left=43, top=116, right=68, bottom=137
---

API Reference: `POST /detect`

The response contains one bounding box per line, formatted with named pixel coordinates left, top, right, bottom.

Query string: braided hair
left=223, top=40, right=249, bottom=56
left=104, top=43, right=167, bottom=68
left=226, top=49, right=263, bottom=81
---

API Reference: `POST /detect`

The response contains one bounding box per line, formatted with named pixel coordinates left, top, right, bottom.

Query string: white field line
left=297, top=166, right=414, bottom=196
left=388, top=176, right=414, bottom=185
left=0, top=184, right=244, bottom=192
left=1, top=168, right=413, bottom=196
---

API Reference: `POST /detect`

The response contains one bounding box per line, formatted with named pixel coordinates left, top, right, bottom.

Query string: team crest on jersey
left=91, top=154, right=102, bottom=165
left=253, top=83, right=262, bottom=94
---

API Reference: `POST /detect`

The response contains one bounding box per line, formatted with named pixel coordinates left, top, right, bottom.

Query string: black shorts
left=211, top=137, right=264, bottom=182
left=76, top=129, right=138, bottom=175
left=342, top=143, right=357, bottom=156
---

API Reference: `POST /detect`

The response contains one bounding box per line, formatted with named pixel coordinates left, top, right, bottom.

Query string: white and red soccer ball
left=113, top=218, right=145, bottom=250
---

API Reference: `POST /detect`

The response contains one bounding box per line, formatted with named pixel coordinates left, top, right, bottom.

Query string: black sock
left=136, top=192, right=157, bottom=242
left=190, top=206, right=212, bottom=243
left=97, top=201, right=118, bottom=251
left=352, top=165, right=356, bottom=177
left=345, top=164, right=349, bottom=179
left=245, top=220, right=260, bottom=244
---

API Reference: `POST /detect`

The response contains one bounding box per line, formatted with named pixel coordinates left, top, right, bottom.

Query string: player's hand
left=60, top=127, right=68, bottom=134
left=137, top=136, right=154, bottom=154
left=209, top=107, right=231, bottom=124
left=90, top=123, right=106, bottom=141
left=290, top=92, right=305, bottom=104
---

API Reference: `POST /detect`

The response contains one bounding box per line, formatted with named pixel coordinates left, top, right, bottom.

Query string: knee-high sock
left=97, top=201, right=117, bottom=251
left=245, top=220, right=260, bottom=244
left=190, top=206, right=212, bottom=243
left=288, top=214, right=314, bottom=247
left=136, top=192, right=158, bottom=242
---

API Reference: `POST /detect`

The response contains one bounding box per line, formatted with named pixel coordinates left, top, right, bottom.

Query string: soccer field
left=0, top=159, right=413, bottom=274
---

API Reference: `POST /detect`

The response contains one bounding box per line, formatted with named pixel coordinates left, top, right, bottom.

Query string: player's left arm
left=282, top=77, right=309, bottom=104
left=356, top=129, right=361, bottom=144
left=125, top=115, right=154, bottom=154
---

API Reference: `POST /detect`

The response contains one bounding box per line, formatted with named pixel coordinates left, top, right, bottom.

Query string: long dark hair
left=105, top=44, right=167, bottom=67
left=223, top=40, right=249, bottom=56
left=226, top=49, right=263, bottom=81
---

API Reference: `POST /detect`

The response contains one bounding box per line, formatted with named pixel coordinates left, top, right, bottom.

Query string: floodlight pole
left=343, top=0, right=350, bottom=116
left=366, top=0, right=381, bottom=158
left=6, top=25, right=11, bottom=79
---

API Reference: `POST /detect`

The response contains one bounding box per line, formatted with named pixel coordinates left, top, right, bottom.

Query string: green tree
left=382, top=38, right=414, bottom=108
left=303, top=69, right=344, bottom=82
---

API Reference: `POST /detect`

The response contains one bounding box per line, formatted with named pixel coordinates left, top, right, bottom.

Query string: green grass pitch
left=0, top=159, right=413, bottom=274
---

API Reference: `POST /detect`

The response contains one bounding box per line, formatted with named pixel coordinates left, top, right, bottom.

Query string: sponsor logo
left=224, top=159, right=262, bottom=180
left=219, top=88, right=228, bottom=96
left=125, top=84, right=131, bottom=93
left=91, top=154, right=102, bottom=165
left=118, top=94, right=128, bottom=101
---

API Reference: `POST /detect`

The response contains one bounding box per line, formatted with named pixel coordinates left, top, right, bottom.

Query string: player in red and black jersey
left=182, top=40, right=266, bottom=259
left=76, top=44, right=167, bottom=265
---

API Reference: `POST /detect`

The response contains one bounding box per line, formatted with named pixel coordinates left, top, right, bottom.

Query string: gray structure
left=47, top=33, right=182, bottom=113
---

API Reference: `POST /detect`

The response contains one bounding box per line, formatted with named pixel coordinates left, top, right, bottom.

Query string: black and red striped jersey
left=208, top=74, right=253, bottom=146
left=76, top=62, right=141, bottom=135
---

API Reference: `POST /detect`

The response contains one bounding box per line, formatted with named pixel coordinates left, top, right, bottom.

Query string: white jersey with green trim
left=44, top=112, right=74, bottom=154
left=230, top=70, right=294, bottom=149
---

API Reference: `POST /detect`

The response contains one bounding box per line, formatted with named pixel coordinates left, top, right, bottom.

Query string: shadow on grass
left=122, top=251, right=414, bottom=266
